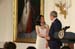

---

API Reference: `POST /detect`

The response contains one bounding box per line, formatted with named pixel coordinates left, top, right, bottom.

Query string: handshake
left=45, top=35, right=50, bottom=40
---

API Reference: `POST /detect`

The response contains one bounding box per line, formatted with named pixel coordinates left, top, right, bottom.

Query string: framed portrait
left=13, top=0, right=44, bottom=43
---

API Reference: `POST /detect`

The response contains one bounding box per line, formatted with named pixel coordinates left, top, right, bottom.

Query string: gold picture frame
left=13, top=0, right=44, bottom=43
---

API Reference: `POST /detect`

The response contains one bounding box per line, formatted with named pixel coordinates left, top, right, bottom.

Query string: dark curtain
left=18, top=0, right=24, bottom=24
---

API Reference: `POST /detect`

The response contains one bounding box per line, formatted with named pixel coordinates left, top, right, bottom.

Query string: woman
left=35, top=15, right=50, bottom=49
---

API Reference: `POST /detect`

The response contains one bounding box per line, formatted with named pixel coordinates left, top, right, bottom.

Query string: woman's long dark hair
left=35, top=15, right=45, bottom=26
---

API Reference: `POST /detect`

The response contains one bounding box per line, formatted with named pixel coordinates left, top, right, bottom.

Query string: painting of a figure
left=15, top=0, right=40, bottom=43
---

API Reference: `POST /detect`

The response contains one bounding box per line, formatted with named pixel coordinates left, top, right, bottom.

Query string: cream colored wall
left=44, top=0, right=75, bottom=32
left=0, top=0, right=13, bottom=42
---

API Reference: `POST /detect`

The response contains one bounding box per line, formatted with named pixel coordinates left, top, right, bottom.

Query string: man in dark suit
left=46, top=11, right=62, bottom=49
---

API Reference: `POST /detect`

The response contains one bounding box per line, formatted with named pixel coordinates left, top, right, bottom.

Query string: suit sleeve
left=49, top=21, right=62, bottom=38
left=53, top=22, right=62, bottom=32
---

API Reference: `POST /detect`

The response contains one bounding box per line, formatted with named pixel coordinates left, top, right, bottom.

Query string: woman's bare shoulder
left=45, top=24, right=49, bottom=28
left=35, top=25, right=40, bottom=28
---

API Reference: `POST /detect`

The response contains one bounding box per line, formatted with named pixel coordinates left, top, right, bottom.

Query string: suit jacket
left=48, top=18, right=62, bottom=46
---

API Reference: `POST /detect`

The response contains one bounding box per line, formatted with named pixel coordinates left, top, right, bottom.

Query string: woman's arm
left=35, top=25, right=44, bottom=38
left=45, top=25, right=50, bottom=40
